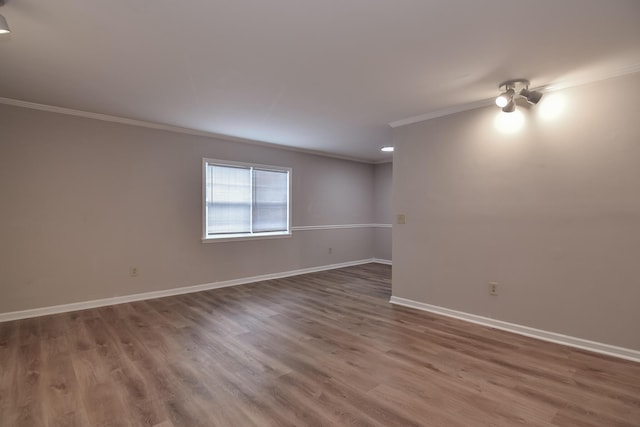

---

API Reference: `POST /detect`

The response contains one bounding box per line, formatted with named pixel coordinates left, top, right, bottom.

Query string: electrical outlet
left=489, top=282, right=498, bottom=296
left=397, top=214, right=406, bottom=224
left=130, top=267, right=139, bottom=277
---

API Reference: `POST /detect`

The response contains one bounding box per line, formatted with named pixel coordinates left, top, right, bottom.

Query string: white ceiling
left=1, top=1, right=639, bottom=162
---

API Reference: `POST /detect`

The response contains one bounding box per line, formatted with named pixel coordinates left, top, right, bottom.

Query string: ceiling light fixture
left=520, top=87, right=543, bottom=105
left=0, top=0, right=9, bottom=34
left=502, top=98, right=517, bottom=113
left=496, top=79, right=543, bottom=113
left=381, top=146, right=394, bottom=152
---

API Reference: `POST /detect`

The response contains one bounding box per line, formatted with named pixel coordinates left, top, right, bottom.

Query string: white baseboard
left=0, top=259, right=379, bottom=323
left=372, top=258, right=392, bottom=265
left=389, top=296, right=640, bottom=363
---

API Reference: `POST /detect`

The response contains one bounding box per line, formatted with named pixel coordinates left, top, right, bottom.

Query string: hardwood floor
left=1, top=263, right=639, bottom=426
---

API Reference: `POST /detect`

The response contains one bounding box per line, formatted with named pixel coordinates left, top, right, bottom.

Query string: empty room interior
left=1, top=1, right=639, bottom=426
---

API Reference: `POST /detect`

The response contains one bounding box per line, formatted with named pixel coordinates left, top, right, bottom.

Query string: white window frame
left=202, top=158, right=292, bottom=242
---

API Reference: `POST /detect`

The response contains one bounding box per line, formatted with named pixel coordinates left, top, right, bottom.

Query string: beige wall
left=0, top=104, right=380, bottom=313
left=373, top=162, right=392, bottom=261
left=392, top=72, right=640, bottom=351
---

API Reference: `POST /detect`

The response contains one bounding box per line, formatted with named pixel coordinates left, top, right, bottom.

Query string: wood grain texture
left=1, top=263, right=639, bottom=426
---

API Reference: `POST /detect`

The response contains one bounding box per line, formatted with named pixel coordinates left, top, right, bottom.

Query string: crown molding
left=373, top=158, right=393, bottom=165
left=389, top=64, right=640, bottom=128
left=6, top=63, right=638, bottom=156
left=0, top=97, right=377, bottom=165
left=543, top=62, right=640, bottom=92
left=389, top=98, right=493, bottom=128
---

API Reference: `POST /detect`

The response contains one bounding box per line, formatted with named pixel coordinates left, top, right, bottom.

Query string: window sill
left=201, top=231, right=292, bottom=243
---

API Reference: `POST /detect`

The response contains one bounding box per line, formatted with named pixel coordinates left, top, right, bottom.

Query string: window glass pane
left=252, top=169, right=288, bottom=232
left=206, top=164, right=251, bottom=234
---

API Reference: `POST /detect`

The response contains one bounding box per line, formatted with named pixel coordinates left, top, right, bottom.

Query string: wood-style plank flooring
left=1, top=264, right=639, bottom=426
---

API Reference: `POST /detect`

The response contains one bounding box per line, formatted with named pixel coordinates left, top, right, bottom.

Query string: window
left=203, top=159, right=291, bottom=241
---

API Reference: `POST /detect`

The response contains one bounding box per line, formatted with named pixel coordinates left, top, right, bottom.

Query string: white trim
left=543, top=62, right=640, bottom=93
left=389, top=99, right=493, bottom=128
left=0, top=97, right=374, bottom=164
left=373, top=159, right=393, bottom=165
left=0, top=259, right=378, bottom=323
left=389, top=65, right=640, bottom=128
left=372, top=258, right=392, bottom=265
left=292, top=224, right=370, bottom=231
left=291, top=223, right=392, bottom=231
left=202, top=232, right=292, bottom=243
left=389, top=296, right=640, bottom=363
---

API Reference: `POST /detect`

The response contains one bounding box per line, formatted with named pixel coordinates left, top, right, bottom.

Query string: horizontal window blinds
left=252, top=169, right=288, bottom=233
left=206, top=164, right=251, bottom=234
left=205, top=161, right=289, bottom=237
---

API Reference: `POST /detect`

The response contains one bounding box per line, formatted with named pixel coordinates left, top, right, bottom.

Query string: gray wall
left=373, top=162, right=392, bottom=261
left=0, top=104, right=385, bottom=313
left=392, top=72, right=640, bottom=351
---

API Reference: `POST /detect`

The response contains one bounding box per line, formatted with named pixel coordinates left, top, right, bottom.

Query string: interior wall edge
left=389, top=296, right=640, bottom=363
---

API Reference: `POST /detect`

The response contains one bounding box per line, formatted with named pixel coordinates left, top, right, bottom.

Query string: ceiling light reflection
left=494, top=109, right=525, bottom=134
left=538, top=93, right=567, bottom=121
